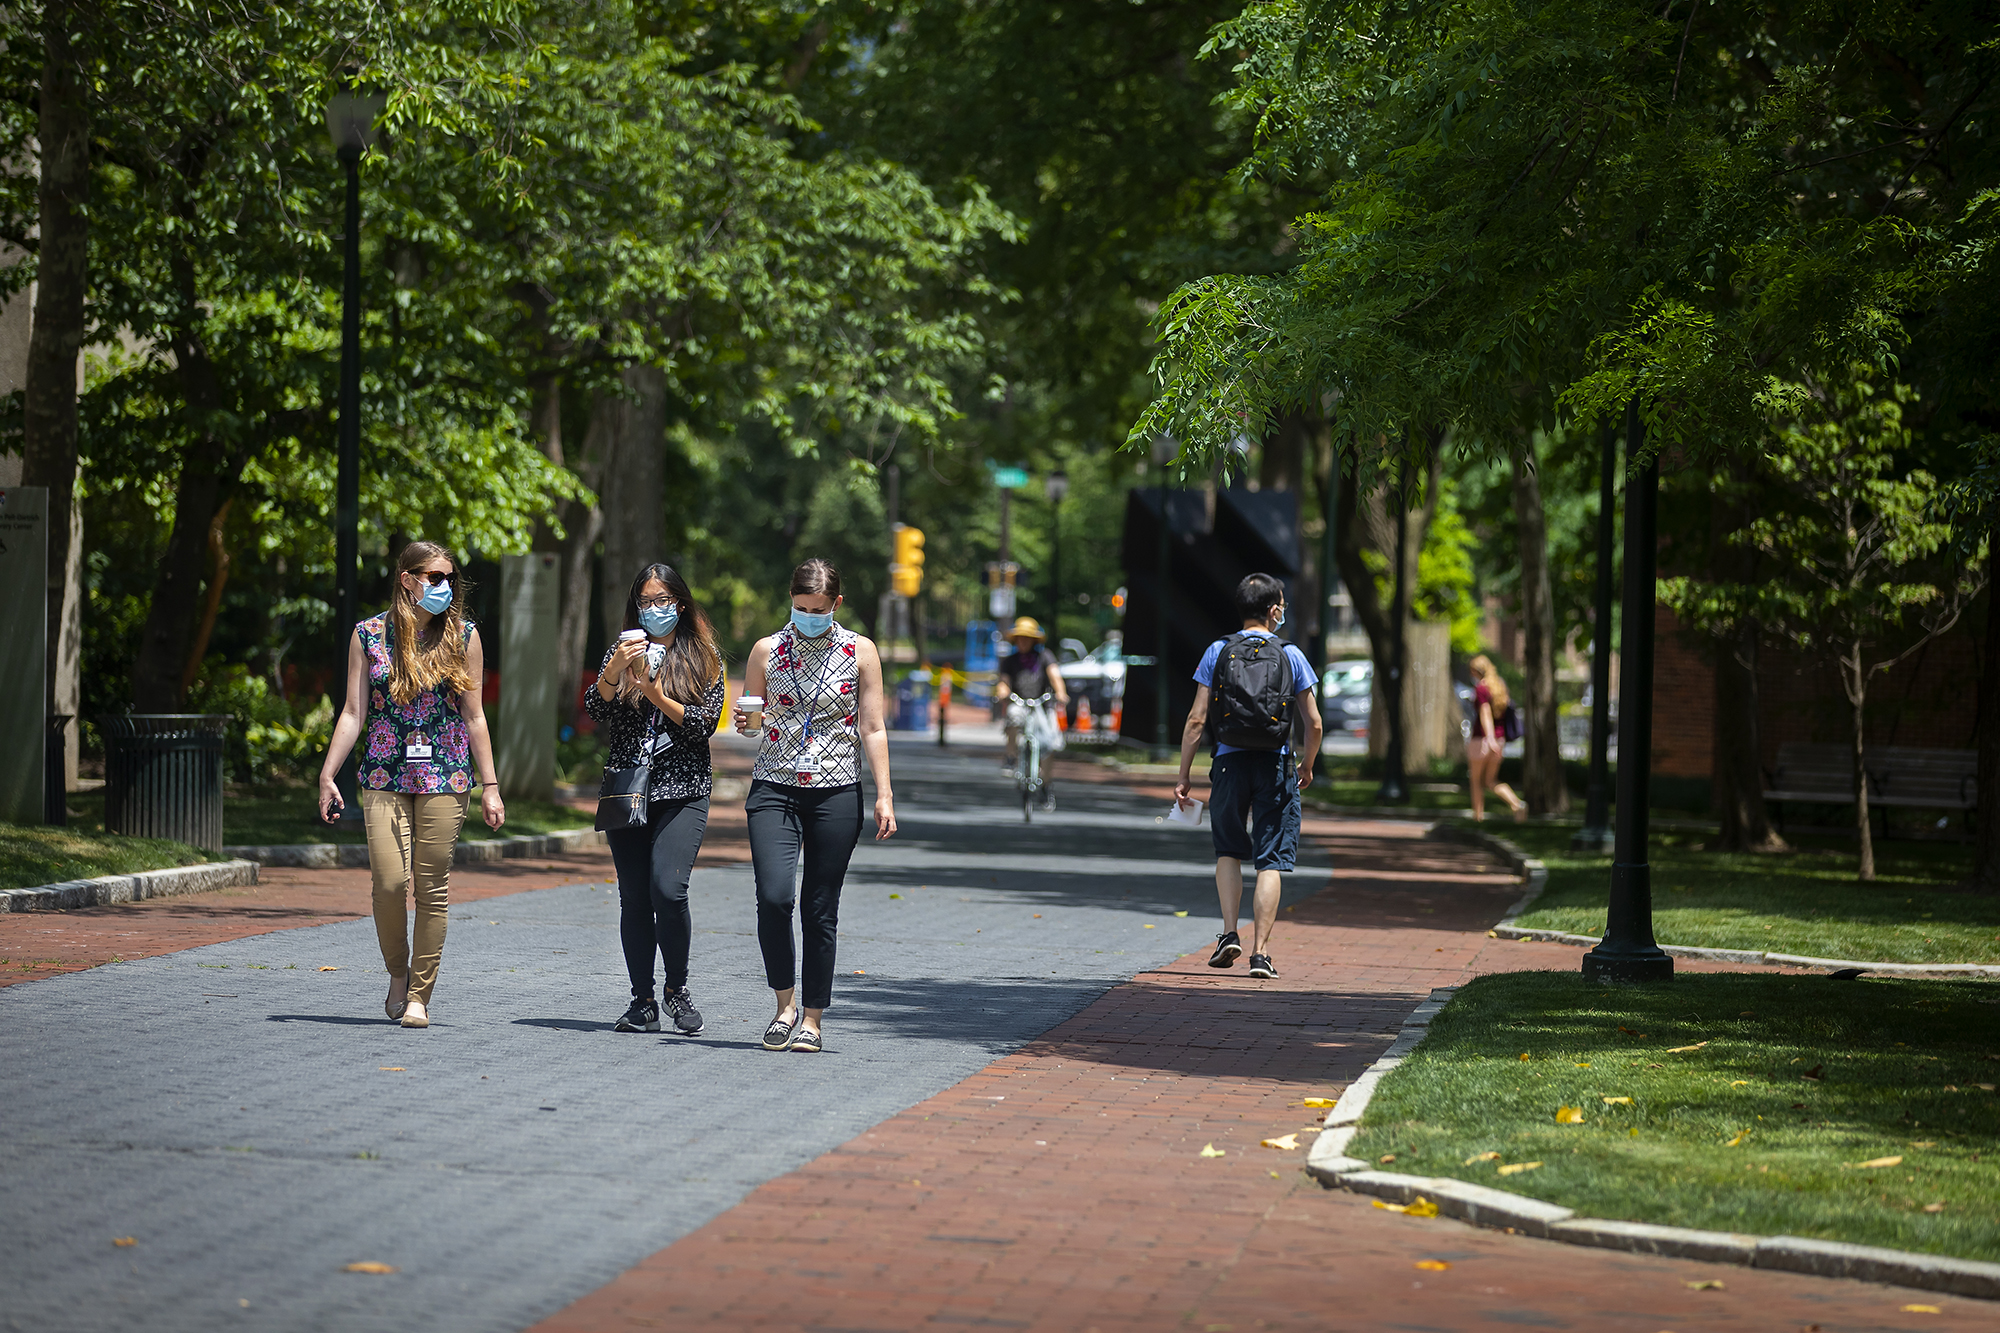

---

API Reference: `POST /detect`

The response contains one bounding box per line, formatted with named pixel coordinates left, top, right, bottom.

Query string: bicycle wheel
left=1020, top=735, right=1039, bottom=822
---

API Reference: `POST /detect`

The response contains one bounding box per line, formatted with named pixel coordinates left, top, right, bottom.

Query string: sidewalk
left=533, top=814, right=1994, bottom=1332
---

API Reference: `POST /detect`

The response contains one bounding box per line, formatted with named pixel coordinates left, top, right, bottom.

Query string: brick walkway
left=531, top=811, right=1993, bottom=1332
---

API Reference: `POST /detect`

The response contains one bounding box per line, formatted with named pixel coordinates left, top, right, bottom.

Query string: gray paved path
left=0, top=744, right=1326, bottom=1333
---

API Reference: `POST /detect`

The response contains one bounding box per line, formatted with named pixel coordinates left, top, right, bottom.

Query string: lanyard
left=788, top=627, right=838, bottom=768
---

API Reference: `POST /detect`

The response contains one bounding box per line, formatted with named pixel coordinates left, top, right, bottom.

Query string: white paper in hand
left=1164, top=798, right=1204, bottom=827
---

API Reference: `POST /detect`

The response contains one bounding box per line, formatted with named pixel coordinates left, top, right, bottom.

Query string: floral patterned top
left=356, top=614, right=478, bottom=794
left=750, top=623, right=862, bottom=789
left=583, top=648, right=727, bottom=802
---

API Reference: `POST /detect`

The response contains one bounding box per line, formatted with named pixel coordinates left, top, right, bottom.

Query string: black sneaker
left=662, top=987, right=705, bottom=1035
left=615, top=998, right=660, bottom=1032
left=1248, top=953, right=1279, bottom=979
left=1208, top=931, right=1243, bottom=968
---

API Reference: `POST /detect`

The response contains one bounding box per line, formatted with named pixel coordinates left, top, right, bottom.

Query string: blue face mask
left=639, top=604, right=679, bottom=637
left=1274, top=607, right=1286, bottom=629
left=791, top=607, right=836, bottom=637
left=417, top=580, right=454, bottom=615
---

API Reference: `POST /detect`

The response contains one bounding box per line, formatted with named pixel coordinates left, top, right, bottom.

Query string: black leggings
left=606, top=796, right=710, bottom=999
left=745, top=779, right=862, bottom=1010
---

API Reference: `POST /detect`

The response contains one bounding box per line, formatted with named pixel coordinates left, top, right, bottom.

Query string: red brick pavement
left=531, top=816, right=1993, bottom=1332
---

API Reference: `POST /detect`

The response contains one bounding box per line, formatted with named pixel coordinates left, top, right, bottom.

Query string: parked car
left=1321, top=658, right=1372, bottom=733
left=1053, top=634, right=1127, bottom=730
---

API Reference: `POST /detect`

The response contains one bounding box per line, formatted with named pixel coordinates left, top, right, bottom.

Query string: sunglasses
left=416, top=570, right=457, bottom=587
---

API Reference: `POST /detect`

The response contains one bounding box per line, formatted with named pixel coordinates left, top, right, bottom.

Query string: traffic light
left=891, top=524, right=925, bottom=597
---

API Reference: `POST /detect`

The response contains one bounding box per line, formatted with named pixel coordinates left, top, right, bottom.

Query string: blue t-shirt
left=1194, top=630, right=1316, bottom=755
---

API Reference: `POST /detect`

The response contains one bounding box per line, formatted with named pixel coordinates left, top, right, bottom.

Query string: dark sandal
left=762, top=1015, right=796, bottom=1051
left=789, top=1027, right=823, bottom=1053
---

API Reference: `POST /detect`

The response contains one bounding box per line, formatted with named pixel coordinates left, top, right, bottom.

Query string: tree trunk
left=1335, top=444, right=1442, bottom=761
left=132, top=458, right=239, bottom=711
left=596, top=364, right=667, bottom=650
left=22, top=0, right=90, bottom=719
left=1712, top=624, right=1787, bottom=851
left=1973, top=581, right=2000, bottom=892
left=180, top=498, right=234, bottom=694
left=1708, top=474, right=1787, bottom=852
left=1847, top=647, right=1875, bottom=882
left=1511, top=449, right=1569, bottom=814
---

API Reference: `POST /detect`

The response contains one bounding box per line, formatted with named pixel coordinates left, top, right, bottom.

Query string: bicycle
left=1007, top=692, right=1060, bottom=822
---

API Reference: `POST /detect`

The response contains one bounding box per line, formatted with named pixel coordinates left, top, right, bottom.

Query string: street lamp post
left=1573, top=420, right=1619, bottom=852
left=1045, top=470, right=1068, bottom=642
left=326, top=86, right=382, bottom=824
left=1582, top=400, right=1673, bottom=984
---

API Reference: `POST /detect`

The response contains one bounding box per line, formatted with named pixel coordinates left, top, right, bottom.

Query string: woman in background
left=1466, top=654, right=1525, bottom=822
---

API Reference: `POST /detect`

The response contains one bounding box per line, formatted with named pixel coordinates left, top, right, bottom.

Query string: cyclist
left=996, top=617, right=1069, bottom=777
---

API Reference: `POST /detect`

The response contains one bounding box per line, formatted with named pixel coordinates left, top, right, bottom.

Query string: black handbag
left=594, top=704, right=661, bottom=832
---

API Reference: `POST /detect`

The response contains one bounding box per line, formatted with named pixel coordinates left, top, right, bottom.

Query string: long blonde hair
left=386, top=541, right=476, bottom=706
left=1469, top=654, right=1510, bottom=713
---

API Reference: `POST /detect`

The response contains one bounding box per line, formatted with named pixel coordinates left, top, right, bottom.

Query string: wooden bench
left=1763, top=742, right=1977, bottom=835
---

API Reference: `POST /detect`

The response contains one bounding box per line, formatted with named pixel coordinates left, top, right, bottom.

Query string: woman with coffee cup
left=318, top=540, right=503, bottom=1029
left=586, top=563, right=727, bottom=1037
left=733, top=558, right=897, bottom=1053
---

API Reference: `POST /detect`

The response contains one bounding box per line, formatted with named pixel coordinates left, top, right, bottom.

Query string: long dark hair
left=618, top=562, right=723, bottom=707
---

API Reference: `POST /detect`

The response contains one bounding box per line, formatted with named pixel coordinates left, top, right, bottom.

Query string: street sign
left=989, top=465, right=1029, bottom=490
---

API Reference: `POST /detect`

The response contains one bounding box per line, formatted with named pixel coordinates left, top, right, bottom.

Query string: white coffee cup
left=618, top=628, right=646, bottom=642
left=737, top=695, right=765, bottom=731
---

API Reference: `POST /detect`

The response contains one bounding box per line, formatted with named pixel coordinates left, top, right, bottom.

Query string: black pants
left=745, top=779, right=862, bottom=1010
left=606, top=796, right=710, bottom=999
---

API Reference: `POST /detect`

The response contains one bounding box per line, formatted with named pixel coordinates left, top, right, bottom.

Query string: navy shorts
left=1208, top=750, right=1301, bottom=871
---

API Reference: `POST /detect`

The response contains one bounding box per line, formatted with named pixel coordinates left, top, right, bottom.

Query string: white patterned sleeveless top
left=750, top=623, right=863, bottom=788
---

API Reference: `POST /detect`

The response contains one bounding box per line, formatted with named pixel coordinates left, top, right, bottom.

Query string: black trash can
left=101, top=714, right=229, bottom=853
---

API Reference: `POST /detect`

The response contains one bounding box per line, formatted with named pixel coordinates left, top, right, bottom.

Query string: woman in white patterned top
left=732, top=558, right=897, bottom=1053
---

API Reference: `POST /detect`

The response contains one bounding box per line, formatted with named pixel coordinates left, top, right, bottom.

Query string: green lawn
left=1502, top=826, right=1999, bottom=965
left=1353, top=971, right=2000, bottom=1262
left=61, top=789, right=594, bottom=849
left=0, top=822, right=214, bottom=892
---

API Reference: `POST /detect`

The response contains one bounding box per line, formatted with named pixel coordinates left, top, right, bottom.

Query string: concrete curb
left=1449, top=824, right=2000, bottom=978
left=1303, top=981, right=2000, bottom=1300
left=223, top=826, right=607, bottom=869
left=0, top=858, right=260, bottom=914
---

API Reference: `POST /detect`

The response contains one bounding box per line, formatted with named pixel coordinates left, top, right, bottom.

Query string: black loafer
left=762, top=1014, right=796, bottom=1051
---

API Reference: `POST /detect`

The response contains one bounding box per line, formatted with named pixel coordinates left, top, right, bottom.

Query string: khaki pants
left=362, top=789, right=469, bottom=1005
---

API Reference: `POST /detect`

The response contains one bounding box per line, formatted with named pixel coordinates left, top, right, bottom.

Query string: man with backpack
left=1173, top=573, right=1324, bottom=979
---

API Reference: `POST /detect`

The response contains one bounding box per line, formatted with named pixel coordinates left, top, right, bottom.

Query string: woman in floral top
left=319, top=541, right=503, bottom=1029
left=584, top=562, right=727, bottom=1038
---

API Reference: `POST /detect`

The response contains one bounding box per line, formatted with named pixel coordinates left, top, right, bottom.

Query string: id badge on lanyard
left=404, top=732, right=434, bottom=763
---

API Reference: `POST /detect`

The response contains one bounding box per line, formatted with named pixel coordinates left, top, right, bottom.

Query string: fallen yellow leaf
left=1902, top=1305, right=1942, bottom=1314
left=1143, top=924, right=1155, bottom=928
left=1685, top=1279, right=1725, bottom=1291
left=1200, top=1143, right=1227, bottom=1158
left=1372, top=1196, right=1438, bottom=1217
left=1602, top=1096, right=1633, bottom=1106
left=379, top=1067, right=406, bottom=1072
left=1725, top=1130, right=1749, bottom=1147
left=1666, top=1041, right=1709, bottom=1054
left=1174, top=910, right=1189, bottom=917
left=1923, top=1202, right=1946, bottom=1214
left=1910, top=1141, right=1935, bottom=1149
left=1518, top=1053, right=1531, bottom=1061
left=1414, top=1259, right=1450, bottom=1270
left=1497, top=1161, right=1543, bottom=1176
left=344, top=1262, right=398, bottom=1274
left=112, top=1237, right=137, bottom=1248
left=1574, top=1062, right=1591, bottom=1068
left=1852, top=1155, right=1904, bottom=1169
left=1977, top=1084, right=1996, bottom=1092
left=1261, top=1134, right=1300, bottom=1151
left=318, top=966, right=340, bottom=972
left=1300, top=1097, right=1335, bottom=1108
left=1730, top=1080, right=1750, bottom=1087
left=1463, top=1151, right=1501, bottom=1165
left=1555, top=1106, right=1584, bottom=1124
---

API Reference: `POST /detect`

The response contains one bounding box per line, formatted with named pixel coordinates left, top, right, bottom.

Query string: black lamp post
left=1573, top=421, right=1618, bottom=852
left=1045, top=470, right=1068, bottom=642
left=1582, top=400, right=1673, bottom=983
left=325, top=86, right=381, bottom=636
left=326, top=86, right=381, bottom=824
left=1375, top=456, right=1411, bottom=805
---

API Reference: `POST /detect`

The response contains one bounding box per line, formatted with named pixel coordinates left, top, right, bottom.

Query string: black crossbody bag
left=594, top=704, right=662, bottom=832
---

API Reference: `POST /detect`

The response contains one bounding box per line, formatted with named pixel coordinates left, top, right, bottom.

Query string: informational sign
left=496, top=553, right=560, bottom=800
left=0, top=487, right=47, bottom=824
left=988, top=464, right=1029, bottom=490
